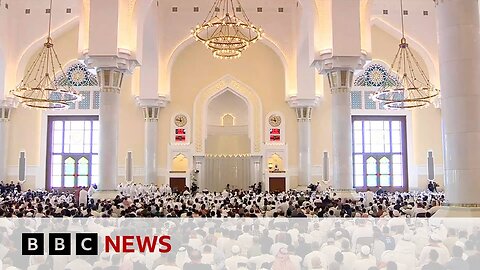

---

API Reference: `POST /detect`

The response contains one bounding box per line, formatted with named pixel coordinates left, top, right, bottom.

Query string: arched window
left=47, top=116, right=99, bottom=188
left=55, top=62, right=100, bottom=110
left=352, top=116, right=408, bottom=191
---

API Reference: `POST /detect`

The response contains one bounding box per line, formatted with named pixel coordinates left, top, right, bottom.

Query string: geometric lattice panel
left=93, top=91, right=100, bottom=109
left=78, top=91, right=91, bottom=109
left=365, top=91, right=377, bottom=110
left=351, top=91, right=363, bottom=109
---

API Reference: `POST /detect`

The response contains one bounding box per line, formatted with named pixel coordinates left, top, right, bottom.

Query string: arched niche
left=172, top=154, right=188, bottom=172
left=268, top=153, right=284, bottom=172
left=221, top=114, right=235, bottom=127
left=193, top=75, right=263, bottom=155
left=205, top=90, right=250, bottom=155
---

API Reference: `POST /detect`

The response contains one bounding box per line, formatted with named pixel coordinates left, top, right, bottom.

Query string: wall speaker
left=323, top=151, right=329, bottom=181
left=427, top=150, right=435, bottom=180
left=126, top=151, right=133, bottom=183
left=19, top=151, right=26, bottom=182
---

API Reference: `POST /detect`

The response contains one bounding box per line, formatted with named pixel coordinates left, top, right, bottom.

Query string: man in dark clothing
left=428, top=180, right=439, bottom=192
left=183, top=249, right=211, bottom=270
left=15, top=182, right=21, bottom=193
left=446, top=245, right=469, bottom=270
left=422, top=250, right=446, bottom=270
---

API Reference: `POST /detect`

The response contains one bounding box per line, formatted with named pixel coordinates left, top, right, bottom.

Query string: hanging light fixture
left=371, top=0, right=439, bottom=109
left=10, top=0, right=82, bottom=109
left=192, top=0, right=263, bottom=59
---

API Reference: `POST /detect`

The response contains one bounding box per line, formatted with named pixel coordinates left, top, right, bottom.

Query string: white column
left=97, top=69, right=124, bottom=190
left=327, top=69, right=356, bottom=193
left=436, top=0, right=480, bottom=209
left=295, top=107, right=313, bottom=186
left=0, top=106, right=12, bottom=181
left=143, top=106, right=159, bottom=185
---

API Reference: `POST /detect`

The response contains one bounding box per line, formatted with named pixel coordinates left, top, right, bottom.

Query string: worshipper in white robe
left=117, top=182, right=124, bottom=194
left=364, top=189, right=375, bottom=206
left=351, top=220, right=374, bottom=251
left=249, top=253, right=275, bottom=270
left=339, top=240, right=357, bottom=270
left=320, top=238, right=342, bottom=267
left=78, top=188, right=88, bottom=206
left=225, top=245, right=249, bottom=270
left=87, top=184, right=96, bottom=198
left=418, top=235, right=450, bottom=266
left=175, top=247, right=189, bottom=269
left=303, top=242, right=328, bottom=270
left=352, top=246, right=377, bottom=270
left=237, top=226, right=254, bottom=256
left=316, top=180, right=331, bottom=192
left=271, top=248, right=301, bottom=270
left=64, top=257, right=92, bottom=270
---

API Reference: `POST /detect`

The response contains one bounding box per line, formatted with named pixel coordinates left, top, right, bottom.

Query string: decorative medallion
left=354, top=63, right=400, bottom=88
left=56, top=63, right=99, bottom=87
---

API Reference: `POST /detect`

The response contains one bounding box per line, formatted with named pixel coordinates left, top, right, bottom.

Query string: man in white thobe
left=79, top=188, right=88, bottom=206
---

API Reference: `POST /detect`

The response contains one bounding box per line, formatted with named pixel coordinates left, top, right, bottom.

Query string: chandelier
left=10, top=0, right=82, bottom=109
left=371, top=0, right=439, bottom=109
left=192, top=0, right=263, bottom=59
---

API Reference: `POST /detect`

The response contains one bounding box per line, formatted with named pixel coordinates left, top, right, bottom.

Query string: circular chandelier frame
left=192, top=0, right=263, bottom=59
left=371, top=0, right=439, bottom=110
left=10, top=0, right=82, bottom=110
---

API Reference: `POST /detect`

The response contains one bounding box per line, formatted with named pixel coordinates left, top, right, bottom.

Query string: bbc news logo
left=22, top=233, right=172, bottom=255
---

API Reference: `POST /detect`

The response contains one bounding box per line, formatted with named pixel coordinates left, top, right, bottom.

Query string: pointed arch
left=193, top=75, right=263, bottom=154
left=15, top=17, right=79, bottom=87
left=164, top=35, right=290, bottom=97
left=371, top=17, right=439, bottom=85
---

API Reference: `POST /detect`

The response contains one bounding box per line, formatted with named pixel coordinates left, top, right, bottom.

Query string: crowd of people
left=0, top=180, right=474, bottom=270
left=0, top=180, right=445, bottom=219
left=0, top=215, right=478, bottom=270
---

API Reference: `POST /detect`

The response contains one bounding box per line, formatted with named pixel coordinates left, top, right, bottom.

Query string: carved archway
left=193, top=75, right=263, bottom=154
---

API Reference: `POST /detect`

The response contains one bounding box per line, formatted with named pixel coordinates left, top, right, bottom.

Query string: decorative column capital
left=294, top=106, right=313, bottom=121
left=136, top=97, right=169, bottom=122
left=0, top=98, right=18, bottom=122
left=326, top=69, right=355, bottom=94
left=313, top=51, right=369, bottom=74
left=287, top=97, right=319, bottom=108
left=97, top=68, right=124, bottom=93
left=82, top=49, right=139, bottom=74
left=287, top=97, right=317, bottom=121
left=313, top=51, right=368, bottom=94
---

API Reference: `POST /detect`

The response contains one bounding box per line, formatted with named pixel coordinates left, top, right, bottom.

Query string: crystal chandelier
left=10, top=0, right=82, bottom=109
left=371, top=0, right=439, bottom=109
left=192, top=0, right=263, bottom=59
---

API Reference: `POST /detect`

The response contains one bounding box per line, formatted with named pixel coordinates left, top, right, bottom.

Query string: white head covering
left=360, top=245, right=371, bottom=256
